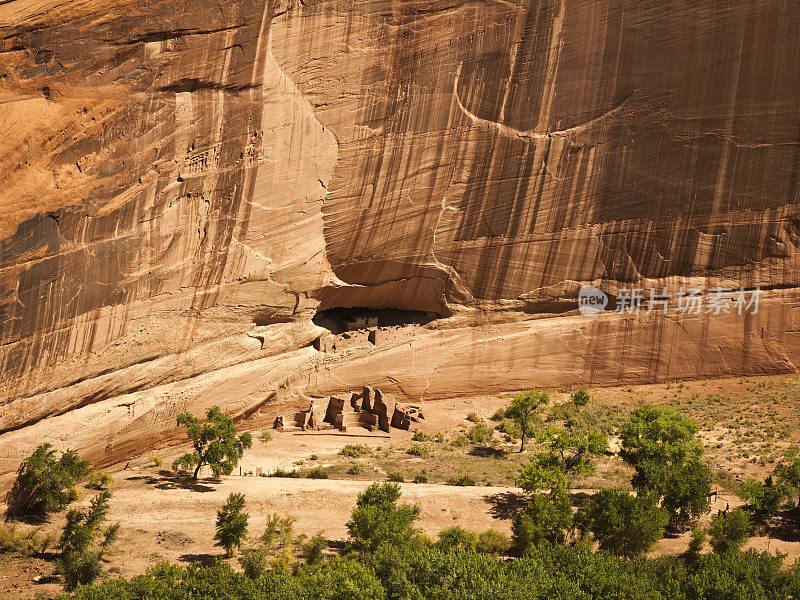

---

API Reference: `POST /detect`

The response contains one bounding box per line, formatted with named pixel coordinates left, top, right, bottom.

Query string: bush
left=302, top=532, right=328, bottom=565
left=347, top=464, right=362, bottom=475
left=412, top=431, right=430, bottom=442
left=6, top=443, right=91, bottom=520
left=271, top=468, right=302, bottom=478
left=447, top=475, right=475, bottom=487
left=490, top=407, right=506, bottom=421
left=346, top=483, right=420, bottom=551
left=437, top=526, right=477, bottom=550
left=571, top=388, right=590, bottom=406
left=0, top=524, right=51, bottom=557
left=260, top=429, right=273, bottom=443
left=686, top=528, right=707, bottom=562
left=475, top=529, right=511, bottom=555
left=340, top=444, right=371, bottom=458
left=576, top=489, right=668, bottom=558
left=238, top=545, right=270, bottom=579
left=87, top=472, right=113, bottom=490
left=466, top=412, right=481, bottom=423
left=450, top=435, right=470, bottom=447
left=413, top=470, right=429, bottom=484
left=434, top=433, right=445, bottom=443
left=149, top=456, right=162, bottom=467
left=387, top=471, right=405, bottom=482
left=468, top=422, right=492, bottom=445
left=407, top=444, right=428, bottom=457
left=305, top=467, right=329, bottom=479
left=709, top=509, right=751, bottom=554
left=215, top=493, right=249, bottom=557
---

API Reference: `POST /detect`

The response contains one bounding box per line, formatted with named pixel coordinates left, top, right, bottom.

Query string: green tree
left=737, top=476, right=790, bottom=523
left=172, top=406, right=253, bottom=479
left=506, top=391, right=549, bottom=452
left=5, top=444, right=90, bottom=521
left=576, top=489, right=668, bottom=558
left=511, top=486, right=574, bottom=554
left=775, top=447, right=800, bottom=517
left=620, top=405, right=711, bottom=528
left=467, top=422, right=492, bottom=445
left=56, top=490, right=119, bottom=591
left=346, top=483, right=420, bottom=552
left=215, top=493, right=249, bottom=557
left=708, top=509, right=751, bottom=554
left=437, top=526, right=478, bottom=550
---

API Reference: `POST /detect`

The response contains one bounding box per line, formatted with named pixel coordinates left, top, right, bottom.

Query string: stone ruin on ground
left=272, top=386, right=424, bottom=433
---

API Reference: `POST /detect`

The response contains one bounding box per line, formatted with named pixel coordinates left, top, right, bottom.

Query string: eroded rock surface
left=1, top=0, right=799, bottom=476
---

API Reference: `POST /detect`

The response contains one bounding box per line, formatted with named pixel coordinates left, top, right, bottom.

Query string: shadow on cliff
left=126, top=470, right=217, bottom=493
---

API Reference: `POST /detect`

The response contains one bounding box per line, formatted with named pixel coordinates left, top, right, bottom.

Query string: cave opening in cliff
left=312, top=307, right=441, bottom=335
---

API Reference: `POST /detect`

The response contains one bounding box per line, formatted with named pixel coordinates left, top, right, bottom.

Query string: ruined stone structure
left=276, top=387, right=423, bottom=433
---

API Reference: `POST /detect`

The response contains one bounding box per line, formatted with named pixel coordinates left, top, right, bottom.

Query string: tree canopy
left=172, top=406, right=253, bottom=479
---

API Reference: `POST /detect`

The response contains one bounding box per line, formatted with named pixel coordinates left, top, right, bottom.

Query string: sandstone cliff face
left=0, top=0, right=799, bottom=475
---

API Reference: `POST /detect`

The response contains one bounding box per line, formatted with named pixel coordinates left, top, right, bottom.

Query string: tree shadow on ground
left=484, top=491, right=528, bottom=520
left=469, top=446, right=507, bottom=458
left=570, top=491, right=591, bottom=508
left=179, top=553, right=219, bottom=567
left=126, top=470, right=217, bottom=493
left=758, top=509, right=800, bottom=542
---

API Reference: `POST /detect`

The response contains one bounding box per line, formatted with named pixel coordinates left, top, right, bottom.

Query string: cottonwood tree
left=620, top=405, right=711, bottom=529
left=172, top=406, right=253, bottom=480
left=506, top=391, right=549, bottom=452
left=775, top=448, right=800, bottom=520
left=576, top=489, right=668, bottom=558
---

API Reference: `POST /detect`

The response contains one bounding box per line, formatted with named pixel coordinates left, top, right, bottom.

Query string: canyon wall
left=1, top=0, right=799, bottom=475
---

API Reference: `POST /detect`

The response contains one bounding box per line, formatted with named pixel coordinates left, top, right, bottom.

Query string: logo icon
left=578, top=285, right=608, bottom=316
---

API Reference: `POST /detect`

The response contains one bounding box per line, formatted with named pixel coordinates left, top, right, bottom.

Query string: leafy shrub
left=412, top=431, right=430, bottom=442
left=466, top=412, right=481, bottom=423
left=468, top=422, right=492, bottom=445
left=450, top=435, right=470, bottom=447
left=87, top=472, right=113, bottom=490
left=302, top=532, right=328, bottom=565
left=490, top=407, right=506, bottom=421
left=346, top=483, right=420, bottom=551
left=686, top=528, right=707, bottom=561
left=0, top=524, right=51, bottom=557
left=340, top=444, right=370, bottom=458
left=437, top=526, right=477, bottom=550
left=238, top=545, right=270, bottom=579
left=407, top=445, right=428, bottom=457
left=6, top=443, right=91, bottom=520
left=387, top=471, right=405, bottom=482
left=148, top=456, right=162, bottom=467
left=447, top=475, right=475, bottom=487
left=571, top=388, right=590, bottom=406
left=709, top=509, right=751, bottom=554
left=434, top=433, right=445, bottom=443
left=475, top=529, right=511, bottom=555
left=347, top=464, right=362, bottom=475
left=271, top=468, right=302, bottom=478
left=413, top=470, right=429, bottom=484
left=305, top=467, right=329, bottom=479
left=215, top=493, right=249, bottom=557
left=496, top=418, right=522, bottom=440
